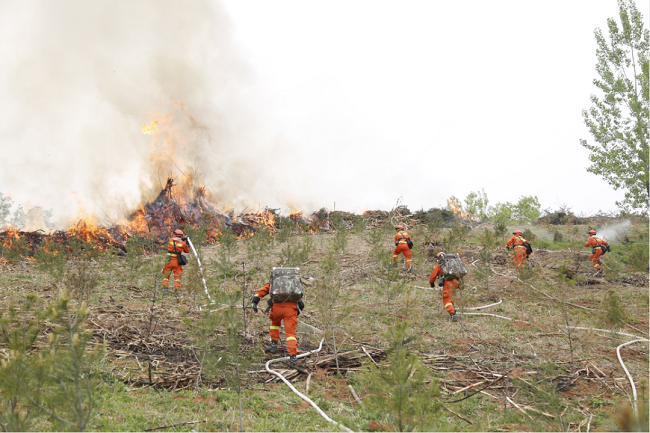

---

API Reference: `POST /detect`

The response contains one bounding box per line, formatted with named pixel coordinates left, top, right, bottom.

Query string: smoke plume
left=596, top=220, right=632, bottom=243
left=0, top=0, right=294, bottom=229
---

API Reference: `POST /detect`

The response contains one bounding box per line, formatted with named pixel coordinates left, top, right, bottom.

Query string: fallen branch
left=348, top=385, right=363, bottom=405
left=145, top=419, right=205, bottom=431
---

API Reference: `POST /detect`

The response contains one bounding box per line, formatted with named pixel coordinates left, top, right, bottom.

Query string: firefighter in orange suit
left=429, top=252, right=458, bottom=322
left=506, top=230, right=530, bottom=273
left=161, top=229, right=190, bottom=295
left=252, top=283, right=305, bottom=362
left=392, top=225, right=413, bottom=271
left=584, top=230, right=609, bottom=274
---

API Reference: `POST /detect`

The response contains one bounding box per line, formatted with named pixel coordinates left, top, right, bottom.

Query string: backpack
left=440, top=254, right=467, bottom=280
left=523, top=241, right=533, bottom=255
left=269, top=267, right=304, bottom=303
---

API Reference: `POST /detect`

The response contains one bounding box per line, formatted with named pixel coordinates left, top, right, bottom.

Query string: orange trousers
left=590, top=249, right=603, bottom=270
left=442, top=279, right=458, bottom=314
left=513, top=247, right=527, bottom=273
left=393, top=243, right=412, bottom=265
left=162, top=258, right=183, bottom=289
left=269, top=302, right=299, bottom=355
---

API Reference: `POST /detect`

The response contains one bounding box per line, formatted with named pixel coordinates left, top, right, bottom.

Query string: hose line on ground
left=616, top=339, right=649, bottom=417
left=186, top=238, right=213, bottom=307
left=265, top=338, right=354, bottom=433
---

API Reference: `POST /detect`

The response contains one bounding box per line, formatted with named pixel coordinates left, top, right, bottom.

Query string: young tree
left=360, top=321, right=440, bottom=431
left=581, top=0, right=649, bottom=213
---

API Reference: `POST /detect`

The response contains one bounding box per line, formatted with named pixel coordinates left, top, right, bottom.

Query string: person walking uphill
left=429, top=252, right=459, bottom=322
left=392, top=225, right=413, bottom=271
left=584, top=230, right=609, bottom=275
left=506, top=230, right=531, bottom=273
left=162, top=229, right=190, bottom=295
left=252, top=267, right=305, bottom=362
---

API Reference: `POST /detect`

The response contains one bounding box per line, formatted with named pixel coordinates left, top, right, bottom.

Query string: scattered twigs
left=441, top=403, right=472, bottom=425
left=144, top=419, right=205, bottom=431
left=466, top=300, right=502, bottom=310
left=265, top=339, right=353, bottom=433
left=348, top=385, right=362, bottom=405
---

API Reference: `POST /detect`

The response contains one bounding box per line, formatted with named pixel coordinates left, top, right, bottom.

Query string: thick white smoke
left=0, top=0, right=300, bottom=229
left=596, top=220, right=632, bottom=243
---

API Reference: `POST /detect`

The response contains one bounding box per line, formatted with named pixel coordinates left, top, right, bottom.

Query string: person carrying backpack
left=251, top=269, right=305, bottom=363
left=429, top=252, right=459, bottom=322
left=392, top=225, right=413, bottom=271
left=506, top=230, right=531, bottom=273
left=584, top=230, right=609, bottom=275
left=161, top=229, right=190, bottom=295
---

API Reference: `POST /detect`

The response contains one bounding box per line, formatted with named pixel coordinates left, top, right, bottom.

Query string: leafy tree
left=581, top=0, right=649, bottom=213
left=0, top=192, right=12, bottom=225
left=464, top=189, right=490, bottom=219
left=513, top=195, right=541, bottom=224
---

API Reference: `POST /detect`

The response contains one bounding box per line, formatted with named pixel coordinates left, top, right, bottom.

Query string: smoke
left=596, top=220, right=632, bottom=243
left=0, top=0, right=298, bottom=229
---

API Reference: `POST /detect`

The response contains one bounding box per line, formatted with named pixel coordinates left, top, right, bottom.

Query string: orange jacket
left=167, top=236, right=190, bottom=258
left=256, top=283, right=297, bottom=307
left=429, top=264, right=446, bottom=283
left=506, top=235, right=528, bottom=249
left=394, top=231, right=412, bottom=245
left=584, top=236, right=609, bottom=248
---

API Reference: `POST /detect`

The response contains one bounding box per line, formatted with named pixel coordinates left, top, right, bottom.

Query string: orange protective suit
left=392, top=230, right=412, bottom=267
left=256, top=283, right=299, bottom=355
left=162, top=236, right=190, bottom=289
left=429, top=264, right=457, bottom=314
left=584, top=236, right=609, bottom=271
left=506, top=235, right=530, bottom=273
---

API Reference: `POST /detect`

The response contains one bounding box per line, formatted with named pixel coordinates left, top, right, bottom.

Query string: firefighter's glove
left=395, top=242, right=398, bottom=247
left=298, top=300, right=304, bottom=312
left=438, top=279, right=444, bottom=287
left=252, top=296, right=260, bottom=313
left=429, top=281, right=435, bottom=288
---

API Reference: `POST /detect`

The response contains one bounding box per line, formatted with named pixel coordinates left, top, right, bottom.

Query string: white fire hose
left=186, top=237, right=213, bottom=305
left=265, top=338, right=353, bottom=433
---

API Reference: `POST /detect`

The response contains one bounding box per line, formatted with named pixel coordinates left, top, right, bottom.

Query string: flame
left=141, top=119, right=158, bottom=135
left=447, top=198, right=480, bottom=221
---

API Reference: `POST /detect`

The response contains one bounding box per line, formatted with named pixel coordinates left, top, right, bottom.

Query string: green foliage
left=490, top=202, right=514, bottom=226
left=621, top=243, right=649, bottom=271
left=314, top=249, right=352, bottom=372
left=187, top=288, right=260, bottom=431
left=215, top=227, right=238, bottom=277
left=602, top=289, right=625, bottom=332
left=464, top=189, right=490, bottom=219
left=0, top=291, right=104, bottom=431
left=513, top=361, right=580, bottom=431
left=66, top=256, right=100, bottom=302
left=246, top=227, right=273, bottom=271
left=581, top=0, right=649, bottom=213
left=443, top=221, right=471, bottom=253
left=34, top=240, right=71, bottom=285
left=553, top=230, right=564, bottom=242
left=359, top=322, right=440, bottom=431
left=124, top=236, right=147, bottom=282
left=278, top=234, right=313, bottom=267
left=522, top=228, right=538, bottom=242
left=513, top=196, right=541, bottom=224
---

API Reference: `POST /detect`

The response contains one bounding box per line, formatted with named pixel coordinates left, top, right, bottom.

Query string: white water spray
left=595, top=219, right=631, bottom=243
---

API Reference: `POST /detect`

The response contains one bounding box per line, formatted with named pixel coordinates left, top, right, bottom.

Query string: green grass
left=0, top=220, right=648, bottom=431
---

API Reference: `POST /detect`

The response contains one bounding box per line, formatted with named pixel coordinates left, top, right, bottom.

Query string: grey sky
left=0, top=0, right=642, bottom=228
